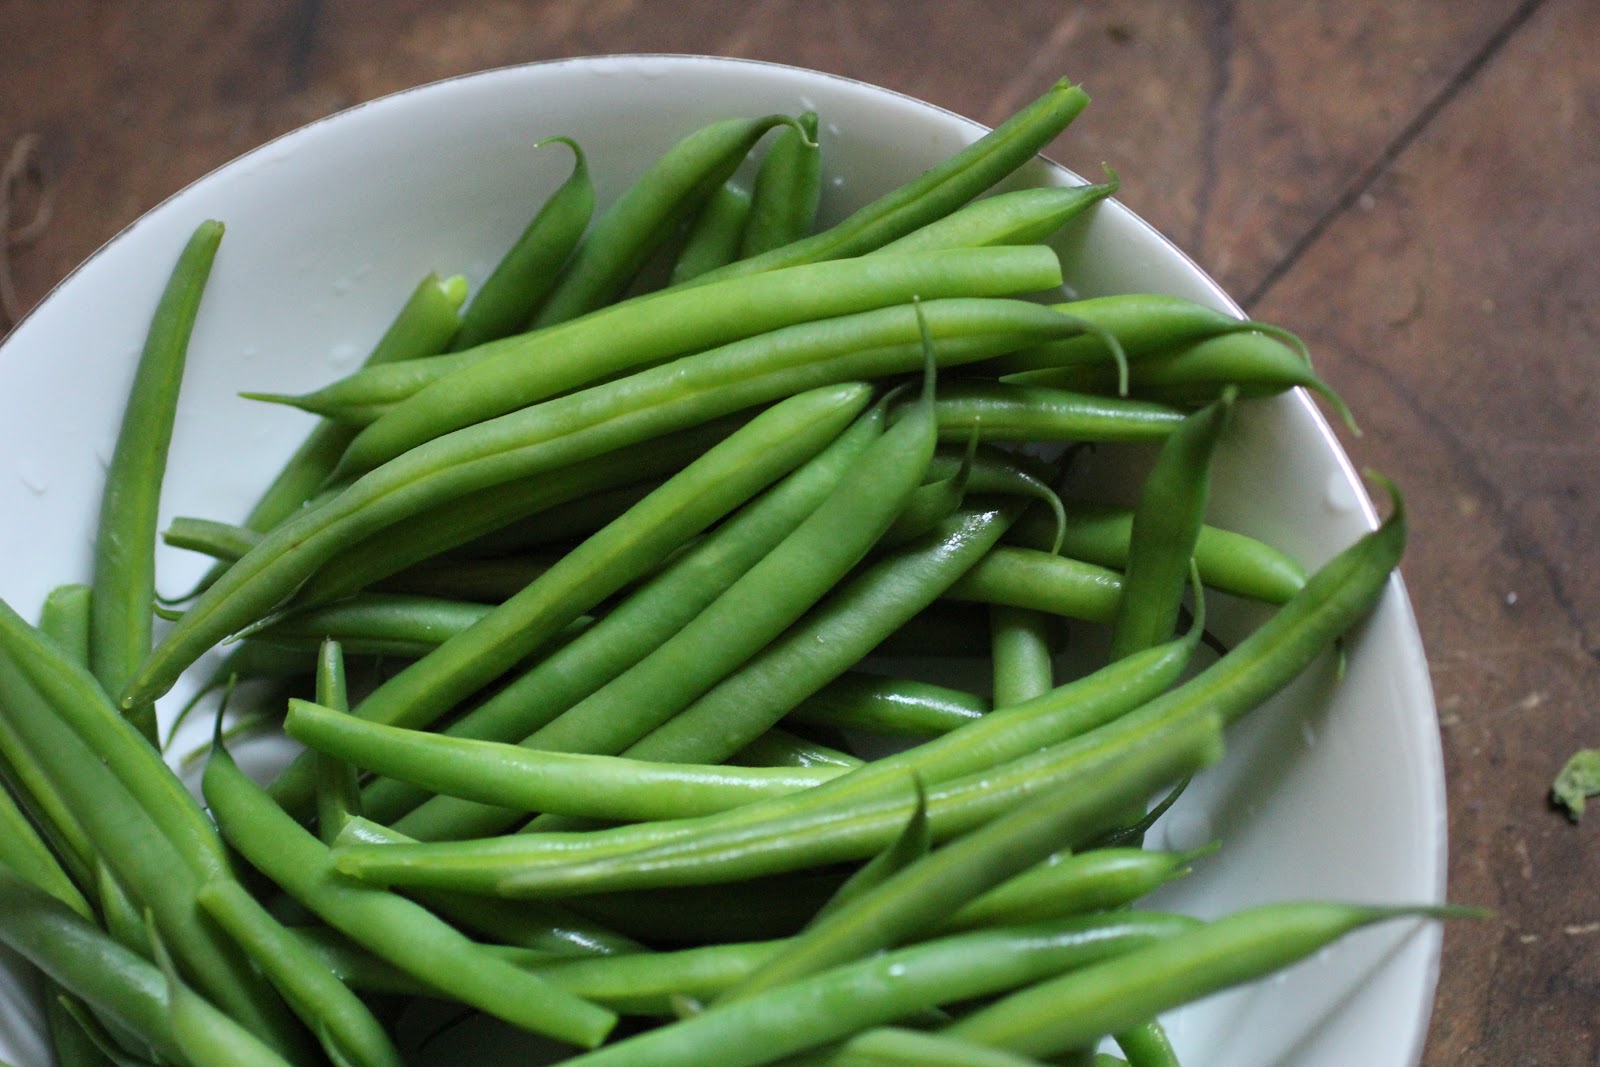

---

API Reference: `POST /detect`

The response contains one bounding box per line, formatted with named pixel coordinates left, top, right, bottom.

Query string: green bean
left=692, top=79, right=1091, bottom=283
left=91, top=219, right=223, bottom=743
left=939, top=846, right=1205, bottom=934
left=1006, top=328, right=1357, bottom=432
left=245, top=593, right=492, bottom=656
left=126, top=296, right=1071, bottom=713
left=531, top=114, right=802, bottom=327
left=370, top=409, right=882, bottom=832
left=926, top=443, right=1067, bottom=545
left=990, top=606, right=1056, bottom=708
left=162, top=517, right=260, bottom=565
left=718, top=712, right=1221, bottom=1001
left=811, top=1027, right=1055, bottom=1067
left=0, top=650, right=309, bottom=1057
left=924, top=382, right=1187, bottom=444
left=731, top=728, right=863, bottom=771
left=740, top=111, right=821, bottom=258
left=341, top=246, right=1064, bottom=471
left=1112, top=1021, right=1179, bottom=1067
left=451, top=136, right=594, bottom=350
left=526, top=391, right=936, bottom=767
left=201, top=740, right=617, bottom=1049
left=1008, top=500, right=1307, bottom=604
left=0, top=860, right=217, bottom=1066
left=332, top=817, right=643, bottom=958
left=1107, top=392, right=1233, bottom=661
left=38, top=583, right=92, bottom=665
left=195, top=879, right=402, bottom=1067
left=983, top=293, right=1307, bottom=375
left=671, top=180, right=755, bottom=284
left=806, top=782, right=930, bottom=929
left=620, top=506, right=1018, bottom=769
left=944, top=901, right=1468, bottom=1056
left=332, top=627, right=1198, bottom=893
left=286, top=697, right=844, bottom=822
left=146, top=922, right=295, bottom=1067
left=944, top=545, right=1123, bottom=622
left=0, top=769, right=92, bottom=919
left=785, top=673, right=988, bottom=738
left=42, top=993, right=125, bottom=1067
left=873, top=176, right=1118, bottom=256
left=557, top=912, right=1197, bottom=1067
left=311, top=640, right=361, bottom=845
left=295, top=414, right=742, bottom=607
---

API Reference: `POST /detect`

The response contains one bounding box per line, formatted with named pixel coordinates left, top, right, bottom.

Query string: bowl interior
left=0, top=55, right=1445, bottom=1067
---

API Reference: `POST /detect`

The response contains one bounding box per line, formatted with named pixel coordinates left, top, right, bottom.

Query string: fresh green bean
left=340, top=246, right=1065, bottom=471
left=146, top=922, right=295, bottom=1067
left=808, top=1027, right=1055, bottom=1067
left=286, top=697, right=845, bottom=822
left=525, top=390, right=936, bottom=766
left=731, top=728, right=863, bottom=771
left=944, top=546, right=1123, bottom=622
left=362, top=404, right=886, bottom=829
left=126, top=296, right=1073, bottom=713
left=296, top=414, right=742, bottom=607
left=740, top=111, right=821, bottom=258
left=944, top=901, right=1466, bottom=1056
left=0, top=860, right=217, bottom=1066
left=990, top=605, right=1056, bottom=707
left=785, top=673, right=988, bottom=738
left=619, top=506, right=1018, bottom=769
left=451, top=136, right=594, bottom=350
left=91, top=220, right=223, bottom=743
left=671, top=181, right=755, bottom=285
left=38, top=583, right=92, bottom=666
left=939, top=846, right=1205, bottom=933
left=531, top=114, right=801, bottom=327
left=555, top=912, right=1197, bottom=1067
left=873, top=176, right=1118, bottom=256
left=0, top=770, right=92, bottom=919
left=195, top=878, right=402, bottom=1067
left=1007, top=501, right=1307, bottom=604
left=201, top=739, right=617, bottom=1048
left=332, top=627, right=1199, bottom=893
left=311, top=640, right=361, bottom=846
left=692, top=79, right=1091, bottom=283
left=982, top=293, right=1307, bottom=375
left=924, top=382, right=1187, bottom=444
left=1112, top=1021, right=1180, bottom=1067
left=718, top=713, right=1221, bottom=1001
left=1108, top=391, right=1233, bottom=661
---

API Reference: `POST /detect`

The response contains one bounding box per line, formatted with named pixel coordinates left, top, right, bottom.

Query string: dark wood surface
left=3, top=2, right=1596, bottom=1062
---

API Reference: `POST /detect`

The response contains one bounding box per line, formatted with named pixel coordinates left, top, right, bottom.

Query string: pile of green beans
left=0, top=77, right=1474, bottom=1067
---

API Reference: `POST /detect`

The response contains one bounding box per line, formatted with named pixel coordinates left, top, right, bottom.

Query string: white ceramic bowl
left=0, top=55, right=1445, bottom=1066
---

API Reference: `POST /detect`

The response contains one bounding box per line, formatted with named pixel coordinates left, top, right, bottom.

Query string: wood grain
left=2, top=1, right=1596, bottom=1062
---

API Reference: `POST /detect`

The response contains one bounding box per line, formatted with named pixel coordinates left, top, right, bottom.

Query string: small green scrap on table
left=1552, top=748, right=1600, bottom=822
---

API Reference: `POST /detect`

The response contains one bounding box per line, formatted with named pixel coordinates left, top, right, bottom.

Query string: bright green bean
left=451, top=136, right=593, bottom=349
left=719, top=713, right=1222, bottom=1001
left=341, top=246, right=1064, bottom=471
left=785, top=673, right=988, bottom=737
left=692, top=79, right=1090, bottom=282
left=1107, top=391, right=1233, bottom=661
left=924, top=381, right=1187, bottom=444
left=1113, top=1021, right=1180, bottom=1067
left=990, top=605, right=1056, bottom=708
left=202, top=739, right=617, bottom=1048
left=531, top=114, right=801, bottom=327
left=944, top=901, right=1465, bottom=1056
left=944, top=545, right=1123, bottom=622
left=672, top=180, right=755, bottom=285
left=557, top=912, right=1197, bottom=1067
left=91, top=219, right=223, bottom=743
left=286, top=697, right=844, bottom=822
left=740, top=111, right=821, bottom=258
left=939, top=846, right=1204, bottom=934
left=873, top=176, right=1118, bottom=256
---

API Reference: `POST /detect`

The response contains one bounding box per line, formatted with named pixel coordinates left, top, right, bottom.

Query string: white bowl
left=0, top=55, right=1446, bottom=1066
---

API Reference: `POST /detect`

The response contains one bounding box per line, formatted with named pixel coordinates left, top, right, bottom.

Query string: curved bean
left=740, top=111, right=821, bottom=258
left=451, top=136, right=593, bottom=349
left=91, top=219, right=223, bottom=742
left=671, top=180, right=755, bottom=284
left=873, top=174, right=1118, bottom=256
left=785, top=673, right=989, bottom=738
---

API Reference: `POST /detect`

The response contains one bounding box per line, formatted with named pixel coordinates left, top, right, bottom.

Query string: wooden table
left=3, top=2, right=1596, bottom=1062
